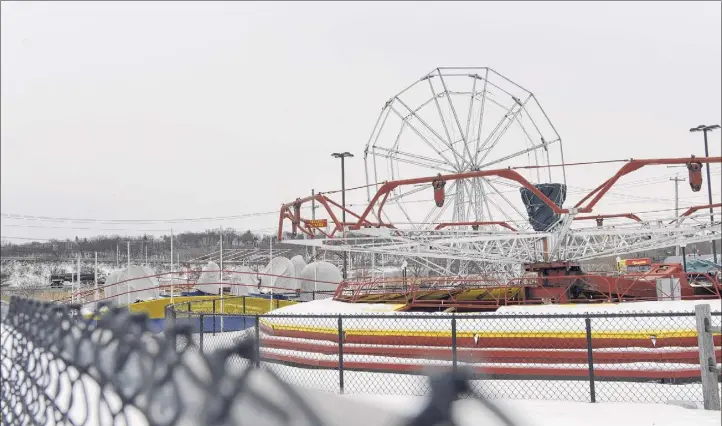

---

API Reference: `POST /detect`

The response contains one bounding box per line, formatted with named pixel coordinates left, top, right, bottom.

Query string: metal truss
left=188, top=249, right=292, bottom=265
left=286, top=209, right=721, bottom=265
left=555, top=212, right=721, bottom=261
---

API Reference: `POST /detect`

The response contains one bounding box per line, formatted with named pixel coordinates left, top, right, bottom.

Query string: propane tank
left=687, top=156, right=703, bottom=192
left=432, top=174, right=446, bottom=207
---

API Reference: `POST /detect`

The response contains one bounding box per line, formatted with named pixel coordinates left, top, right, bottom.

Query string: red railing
left=332, top=271, right=722, bottom=309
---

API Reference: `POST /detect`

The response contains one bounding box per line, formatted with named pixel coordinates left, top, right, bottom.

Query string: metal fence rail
left=166, top=296, right=722, bottom=407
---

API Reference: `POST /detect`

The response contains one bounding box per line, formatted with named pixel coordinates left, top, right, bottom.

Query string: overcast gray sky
left=1, top=1, right=720, bottom=242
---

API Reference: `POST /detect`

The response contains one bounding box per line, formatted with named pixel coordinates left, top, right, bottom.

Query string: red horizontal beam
left=260, top=324, right=722, bottom=349
left=278, top=156, right=722, bottom=240
left=679, top=203, right=721, bottom=218
left=574, top=213, right=642, bottom=222
left=261, top=336, right=720, bottom=364
left=259, top=350, right=709, bottom=380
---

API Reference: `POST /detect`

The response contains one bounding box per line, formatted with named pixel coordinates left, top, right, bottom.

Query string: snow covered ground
left=259, top=298, right=720, bottom=334
left=272, top=297, right=722, bottom=316
left=184, top=331, right=720, bottom=407
left=343, top=393, right=722, bottom=426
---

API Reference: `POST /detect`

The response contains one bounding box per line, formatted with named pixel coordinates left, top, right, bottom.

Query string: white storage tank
left=298, top=261, right=342, bottom=301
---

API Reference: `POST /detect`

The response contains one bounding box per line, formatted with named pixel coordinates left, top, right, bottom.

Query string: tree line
left=0, top=229, right=306, bottom=260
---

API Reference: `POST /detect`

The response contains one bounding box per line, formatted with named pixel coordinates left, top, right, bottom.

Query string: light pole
left=690, top=124, right=720, bottom=264
left=332, top=152, right=354, bottom=279
left=670, top=174, right=686, bottom=257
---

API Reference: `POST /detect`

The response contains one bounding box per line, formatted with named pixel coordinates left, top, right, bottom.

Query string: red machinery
left=277, top=156, right=720, bottom=240
left=331, top=262, right=721, bottom=311
left=687, top=156, right=703, bottom=192
left=279, top=155, right=722, bottom=310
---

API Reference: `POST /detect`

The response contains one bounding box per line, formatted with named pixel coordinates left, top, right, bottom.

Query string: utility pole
left=127, top=241, right=130, bottom=306
left=73, top=257, right=79, bottom=304
left=331, top=152, right=354, bottom=279
left=311, top=189, right=318, bottom=221
left=170, top=228, right=174, bottom=303
left=670, top=175, right=686, bottom=257
left=690, top=124, right=720, bottom=264
left=311, top=188, right=318, bottom=259
left=220, top=226, right=224, bottom=332
left=94, top=252, right=98, bottom=303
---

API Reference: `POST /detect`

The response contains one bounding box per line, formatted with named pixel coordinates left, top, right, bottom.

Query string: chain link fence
left=166, top=297, right=722, bottom=407
left=1, top=296, right=524, bottom=426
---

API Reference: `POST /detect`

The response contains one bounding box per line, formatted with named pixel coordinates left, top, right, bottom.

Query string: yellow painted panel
left=260, top=320, right=713, bottom=340
left=117, top=296, right=298, bottom=319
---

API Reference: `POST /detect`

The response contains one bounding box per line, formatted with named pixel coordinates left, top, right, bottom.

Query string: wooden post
left=695, top=304, right=721, bottom=410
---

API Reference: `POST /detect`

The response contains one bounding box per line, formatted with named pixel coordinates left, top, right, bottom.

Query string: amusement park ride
left=277, top=67, right=722, bottom=310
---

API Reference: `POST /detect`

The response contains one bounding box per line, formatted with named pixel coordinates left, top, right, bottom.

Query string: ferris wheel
left=276, top=67, right=721, bottom=277
left=363, top=67, right=566, bottom=232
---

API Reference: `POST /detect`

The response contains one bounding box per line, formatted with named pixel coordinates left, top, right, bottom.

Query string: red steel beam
left=574, top=157, right=721, bottom=211
left=260, top=336, right=720, bottom=364
left=260, top=323, right=722, bottom=349
left=277, top=156, right=722, bottom=240
left=574, top=213, right=642, bottom=222
left=259, top=351, right=708, bottom=380
left=678, top=202, right=721, bottom=218
left=351, top=168, right=568, bottom=230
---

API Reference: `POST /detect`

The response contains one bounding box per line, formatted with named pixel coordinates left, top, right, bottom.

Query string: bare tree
left=12, top=281, right=44, bottom=299
left=406, top=260, right=428, bottom=280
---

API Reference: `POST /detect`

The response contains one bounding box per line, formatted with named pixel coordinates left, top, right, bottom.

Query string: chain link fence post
left=171, top=305, right=177, bottom=351
left=255, top=315, right=261, bottom=368
left=695, top=304, right=721, bottom=410
left=585, top=317, right=596, bottom=403
left=451, top=314, right=457, bottom=374
left=199, top=313, right=204, bottom=352
left=338, top=315, right=345, bottom=394
left=164, top=303, right=178, bottom=351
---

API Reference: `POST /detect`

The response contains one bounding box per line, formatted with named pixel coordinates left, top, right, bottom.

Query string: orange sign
left=625, top=258, right=651, bottom=267
left=307, top=219, right=328, bottom=228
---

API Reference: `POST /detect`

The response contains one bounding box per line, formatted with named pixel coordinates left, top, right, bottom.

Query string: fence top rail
left=169, top=310, right=722, bottom=320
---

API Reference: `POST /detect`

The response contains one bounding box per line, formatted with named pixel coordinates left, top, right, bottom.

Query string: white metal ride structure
left=364, top=67, right=565, bottom=234
left=277, top=67, right=722, bottom=277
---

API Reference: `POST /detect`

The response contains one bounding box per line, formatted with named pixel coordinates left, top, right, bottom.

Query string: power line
left=1, top=226, right=280, bottom=244
left=3, top=169, right=719, bottom=225
left=0, top=209, right=306, bottom=224
left=2, top=224, right=175, bottom=232
left=1, top=236, right=54, bottom=242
